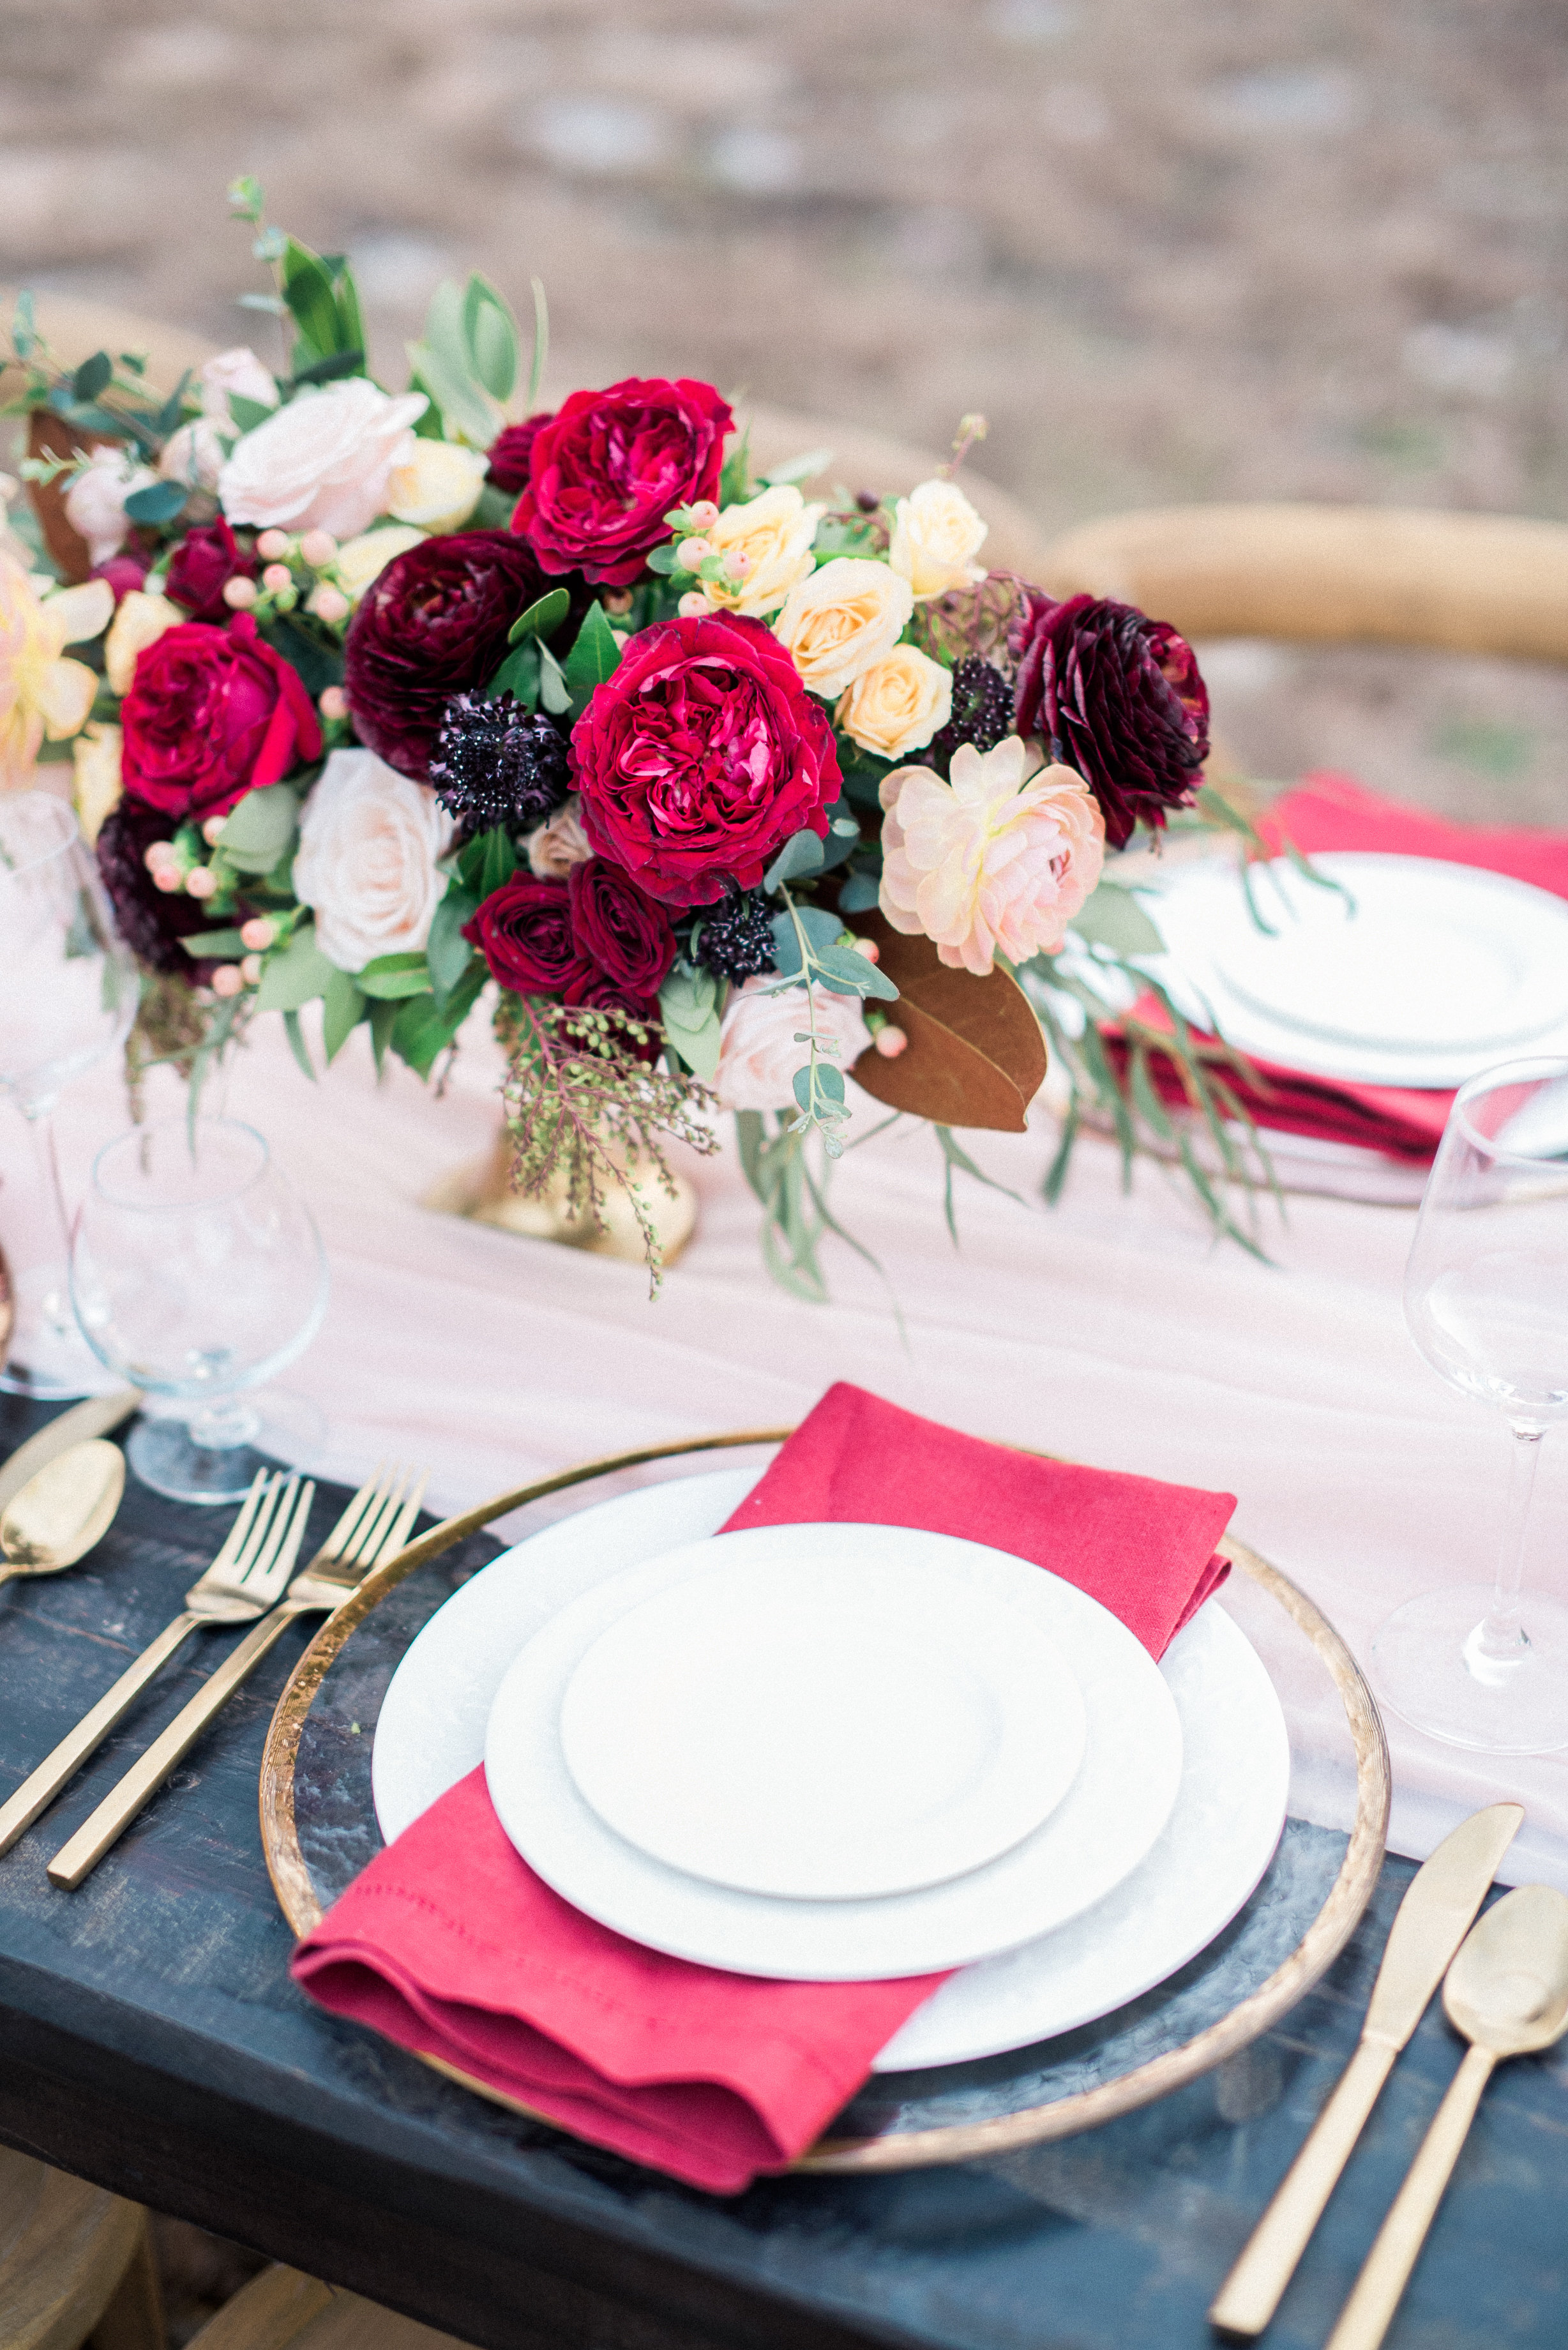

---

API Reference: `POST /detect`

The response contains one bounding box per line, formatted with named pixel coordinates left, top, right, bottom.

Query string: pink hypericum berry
left=308, top=583, right=350, bottom=625
left=223, top=577, right=258, bottom=610
left=240, top=916, right=276, bottom=951
left=202, top=814, right=227, bottom=846
left=143, top=840, right=176, bottom=873
left=686, top=501, right=719, bottom=529
left=677, top=536, right=714, bottom=568
left=185, top=865, right=218, bottom=900
left=677, top=590, right=709, bottom=618
left=298, top=529, right=337, bottom=567
left=262, top=563, right=293, bottom=594
left=256, top=529, right=291, bottom=560
left=152, top=865, right=183, bottom=893
left=239, top=953, right=263, bottom=985
left=873, top=1025, right=909, bottom=1059
left=854, top=937, right=880, bottom=962
left=211, top=964, right=243, bottom=997
left=319, top=685, right=349, bottom=722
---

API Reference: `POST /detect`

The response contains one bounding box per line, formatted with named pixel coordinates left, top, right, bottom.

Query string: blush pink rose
left=218, top=379, right=427, bottom=539
left=712, top=976, right=871, bottom=1111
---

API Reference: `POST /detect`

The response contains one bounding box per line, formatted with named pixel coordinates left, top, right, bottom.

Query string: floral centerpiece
left=2, top=181, right=1267, bottom=1291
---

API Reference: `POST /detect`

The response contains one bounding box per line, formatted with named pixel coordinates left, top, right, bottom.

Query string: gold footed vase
left=421, top=1128, right=698, bottom=1268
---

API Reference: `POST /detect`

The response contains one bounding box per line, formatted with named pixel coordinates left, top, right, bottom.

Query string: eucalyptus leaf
left=403, top=333, right=497, bottom=450
left=811, top=943, right=900, bottom=1001
left=485, top=642, right=541, bottom=704
left=253, top=927, right=336, bottom=1013
left=216, top=785, right=298, bottom=874
left=769, top=904, right=842, bottom=979
left=657, top=966, right=721, bottom=1079
left=123, top=480, right=187, bottom=527
left=836, top=870, right=882, bottom=912
left=538, top=641, right=572, bottom=716
left=225, top=393, right=276, bottom=435
left=762, top=828, right=827, bottom=891
left=72, top=351, right=112, bottom=404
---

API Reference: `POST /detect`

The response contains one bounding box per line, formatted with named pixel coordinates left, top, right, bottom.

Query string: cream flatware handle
left=1323, top=2042, right=1496, bottom=2350
left=0, top=1610, right=202, bottom=1856
left=1210, top=2036, right=1398, bottom=2335
left=46, top=1606, right=301, bottom=1890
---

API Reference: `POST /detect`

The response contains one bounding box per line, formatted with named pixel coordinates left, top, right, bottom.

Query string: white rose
left=836, top=643, right=953, bottom=760
left=105, top=589, right=183, bottom=695
left=158, top=419, right=228, bottom=494
left=385, top=440, right=489, bottom=532
left=199, top=347, right=279, bottom=423
left=690, top=484, right=824, bottom=619
left=292, top=747, right=454, bottom=975
left=333, top=524, right=428, bottom=603
left=713, top=975, right=872, bottom=1112
left=889, top=478, right=988, bottom=599
left=219, top=380, right=428, bottom=540
left=63, top=446, right=156, bottom=568
left=773, top=556, right=914, bottom=699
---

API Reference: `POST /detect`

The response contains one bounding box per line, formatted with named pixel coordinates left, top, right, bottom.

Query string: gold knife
left=1208, top=1800, right=1524, bottom=2338
left=0, top=1390, right=142, bottom=1517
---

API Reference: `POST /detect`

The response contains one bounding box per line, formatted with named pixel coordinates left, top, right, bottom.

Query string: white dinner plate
left=1143, top=854, right=1568, bottom=1088
left=559, top=1536, right=1089, bottom=1901
left=372, top=1467, right=1289, bottom=2067
left=485, top=1523, right=1181, bottom=1980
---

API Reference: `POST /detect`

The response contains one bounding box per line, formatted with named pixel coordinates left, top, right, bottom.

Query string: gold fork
left=47, top=1463, right=427, bottom=1888
left=0, top=1469, right=312, bottom=1857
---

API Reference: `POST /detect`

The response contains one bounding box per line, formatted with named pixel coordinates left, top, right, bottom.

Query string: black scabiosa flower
left=427, top=692, right=571, bottom=833
left=928, top=656, right=1014, bottom=771
left=693, top=890, right=777, bottom=983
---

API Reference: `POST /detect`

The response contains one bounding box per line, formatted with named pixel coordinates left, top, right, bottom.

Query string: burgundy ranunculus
left=96, top=800, right=233, bottom=979
left=165, top=519, right=256, bottom=623
left=571, top=612, right=840, bottom=906
left=343, top=532, right=558, bottom=780
left=567, top=857, right=675, bottom=994
left=485, top=414, right=553, bottom=496
left=119, top=612, right=322, bottom=822
left=511, top=378, right=733, bottom=588
left=462, top=873, right=589, bottom=996
left=1013, top=592, right=1209, bottom=851
left=562, top=967, right=663, bottom=1062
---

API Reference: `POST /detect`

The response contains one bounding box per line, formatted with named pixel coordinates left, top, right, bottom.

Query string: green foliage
left=718, top=423, right=754, bottom=508
left=457, top=826, right=517, bottom=900
left=426, top=886, right=478, bottom=1003
left=123, top=480, right=187, bottom=528
left=253, top=925, right=335, bottom=1013
left=508, top=588, right=571, bottom=646
left=389, top=960, right=486, bottom=1075
left=562, top=601, right=625, bottom=715
left=760, top=447, right=833, bottom=487
left=216, top=785, right=298, bottom=874
left=1069, top=880, right=1164, bottom=958
left=278, top=237, right=363, bottom=374
left=321, top=967, right=366, bottom=1064
left=357, top=951, right=433, bottom=1001
left=735, top=1111, right=901, bottom=1317
left=407, top=272, right=541, bottom=449
left=658, top=964, right=722, bottom=1079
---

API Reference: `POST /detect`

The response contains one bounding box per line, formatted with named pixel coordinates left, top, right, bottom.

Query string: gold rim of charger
left=259, top=1430, right=1392, bottom=2173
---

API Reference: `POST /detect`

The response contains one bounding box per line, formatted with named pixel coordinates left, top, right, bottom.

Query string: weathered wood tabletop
left=0, top=1397, right=1561, bottom=2350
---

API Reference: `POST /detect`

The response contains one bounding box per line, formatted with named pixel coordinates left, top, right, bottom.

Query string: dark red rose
left=511, top=378, right=733, bottom=588
left=96, top=800, right=235, bottom=980
left=485, top=414, right=553, bottom=496
left=571, top=612, right=840, bottom=906
left=566, top=856, right=675, bottom=994
left=562, top=967, right=663, bottom=1062
left=90, top=554, right=148, bottom=605
left=1013, top=592, right=1209, bottom=850
left=462, top=873, right=590, bottom=996
left=343, top=532, right=559, bottom=780
left=164, top=519, right=257, bottom=623
left=119, top=612, right=322, bottom=823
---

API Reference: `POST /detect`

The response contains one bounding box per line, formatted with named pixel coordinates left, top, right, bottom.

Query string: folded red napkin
left=292, top=1383, right=1235, bottom=2192
left=1103, top=774, right=1568, bottom=1161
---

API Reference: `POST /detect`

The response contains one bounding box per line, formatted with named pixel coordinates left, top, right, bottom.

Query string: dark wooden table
left=1, top=1399, right=1562, bottom=2350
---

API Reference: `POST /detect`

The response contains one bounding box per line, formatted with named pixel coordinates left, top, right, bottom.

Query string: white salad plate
left=484, top=1522, right=1180, bottom=1980
left=1143, top=853, right=1568, bottom=1088
left=558, top=1536, right=1089, bottom=1901
left=372, top=1467, right=1290, bottom=2068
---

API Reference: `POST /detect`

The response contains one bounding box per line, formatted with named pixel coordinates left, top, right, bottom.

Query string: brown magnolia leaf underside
left=845, top=910, right=1047, bottom=1132
left=27, top=411, right=107, bottom=583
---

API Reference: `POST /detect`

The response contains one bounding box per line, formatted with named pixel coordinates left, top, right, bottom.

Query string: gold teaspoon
left=0, top=1439, right=126, bottom=1585
left=1325, top=1883, right=1568, bottom=2350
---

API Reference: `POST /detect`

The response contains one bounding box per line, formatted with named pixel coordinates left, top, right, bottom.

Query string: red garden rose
left=164, top=518, right=257, bottom=623
left=462, top=874, right=589, bottom=996
left=566, top=856, right=675, bottom=994
left=571, top=612, right=840, bottom=906
left=1013, top=592, right=1209, bottom=851
left=119, top=612, right=322, bottom=822
left=485, top=414, right=553, bottom=496
left=511, top=378, right=734, bottom=588
left=344, top=532, right=561, bottom=780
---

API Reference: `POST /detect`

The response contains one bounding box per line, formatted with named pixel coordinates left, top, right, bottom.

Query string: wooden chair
left=182, top=2265, right=469, bottom=2350
left=0, top=2147, right=163, bottom=2350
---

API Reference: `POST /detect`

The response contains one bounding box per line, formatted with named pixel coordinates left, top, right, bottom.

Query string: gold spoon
left=0, top=1439, right=126, bottom=1587
left=1325, top=1883, right=1568, bottom=2350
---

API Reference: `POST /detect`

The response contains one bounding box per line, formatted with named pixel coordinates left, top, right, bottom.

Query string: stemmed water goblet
left=0, top=792, right=138, bottom=1397
left=70, top=1116, right=329, bottom=1503
left=1371, top=1056, right=1568, bottom=1753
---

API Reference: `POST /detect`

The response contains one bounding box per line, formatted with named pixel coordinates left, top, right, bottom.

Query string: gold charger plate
left=260, top=1429, right=1391, bottom=2174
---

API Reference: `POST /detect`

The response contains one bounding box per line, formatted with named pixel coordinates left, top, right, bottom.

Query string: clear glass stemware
left=1372, top=1056, right=1568, bottom=1753
left=70, top=1116, right=329, bottom=1503
left=0, top=791, right=138, bottom=1397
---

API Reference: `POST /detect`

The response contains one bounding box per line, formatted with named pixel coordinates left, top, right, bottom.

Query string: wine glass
left=0, top=792, right=139, bottom=1397
left=1371, top=1056, right=1568, bottom=1753
left=70, top=1116, right=329, bottom=1503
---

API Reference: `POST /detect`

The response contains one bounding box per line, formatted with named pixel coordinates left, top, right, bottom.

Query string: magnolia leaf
left=289, top=349, right=364, bottom=389
left=253, top=927, right=336, bottom=1013
left=390, top=961, right=486, bottom=1077
left=845, top=911, right=1047, bottom=1132
left=216, top=784, right=298, bottom=874
left=1071, top=881, right=1165, bottom=958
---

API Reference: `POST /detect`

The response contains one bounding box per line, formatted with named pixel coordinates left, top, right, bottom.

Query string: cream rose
left=105, top=589, right=183, bottom=695
left=525, top=795, right=593, bottom=878
left=713, top=975, right=873, bottom=1112
left=836, top=643, right=953, bottom=761
left=199, top=346, right=279, bottom=422
left=292, top=747, right=454, bottom=974
left=72, top=723, right=123, bottom=845
left=219, top=380, right=428, bottom=540
left=772, top=557, right=914, bottom=699
left=385, top=439, right=490, bottom=532
left=690, top=484, right=824, bottom=619
left=889, top=478, right=988, bottom=600
left=63, top=446, right=156, bottom=568
left=332, top=524, right=428, bottom=605
left=879, top=735, right=1104, bottom=975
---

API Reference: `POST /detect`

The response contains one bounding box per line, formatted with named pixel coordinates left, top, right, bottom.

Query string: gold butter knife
left=0, top=1390, right=142, bottom=1518
left=1209, top=1800, right=1524, bottom=2338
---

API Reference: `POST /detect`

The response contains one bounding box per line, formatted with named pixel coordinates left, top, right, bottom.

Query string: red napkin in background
left=1102, top=774, right=1568, bottom=1161
left=292, top=1382, right=1235, bottom=2192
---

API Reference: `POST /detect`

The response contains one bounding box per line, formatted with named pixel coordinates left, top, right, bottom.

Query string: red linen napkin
left=292, top=1383, right=1235, bottom=2192
left=1103, top=774, right=1568, bottom=1160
